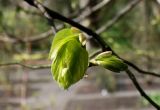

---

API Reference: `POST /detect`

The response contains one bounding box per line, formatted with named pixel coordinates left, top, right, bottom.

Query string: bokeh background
left=0, top=0, right=160, bottom=110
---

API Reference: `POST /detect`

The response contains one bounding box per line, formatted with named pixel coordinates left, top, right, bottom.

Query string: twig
left=1, top=0, right=111, bottom=44
left=154, top=0, right=160, bottom=11
left=32, top=0, right=57, bottom=34
left=0, top=35, right=17, bottom=43
left=156, top=0, right=160, bottom=4
left=125, top=69, right=160, bottom=109
left=96, top=0, right=141, bottom=34
left=16, top=3, right=41, bottom=16
left=69, top=0, right=90, bottom=18
left=75, top=0, right=112, bottom=21
left=0, top=30, right=52, bottom=43
left=0, top=62, right=96, bottom=69
left=93, top=0, right=160, bottom=77
left=0, top=62, right=50, bottom=69
left=124, top=60, right=160, bottom=77
left=24, top=0, right=107, bottom=51
left=28, top=0, right=112, bottom=42
left=23, top=29, right=53, bottom=42
left=22, top=1, right=160, bottom=108
left=23, top=0, right=160, bottom=77
left=22, top=0, right=159, bottom=109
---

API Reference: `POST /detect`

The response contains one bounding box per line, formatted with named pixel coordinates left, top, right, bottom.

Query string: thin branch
left=0, top=11, right=52, bottom=43
left=28, top=0, right=112, bottom=42
left=93, top=0, right=160, bottom=77
left=22, top=22, right=64, bottom=42
left=156, top=0, right=160, bottom=4
left=9, top=1, right=160, bottom=108
left=96, top=0, right=141, bottom=34
left=0, top=62, right=50, bottom=69
left=16, top=3, right=41, bottom=16
left=154, top=0, right=160, bottom=11
left=0, top=35, right=17, bottom=43
left=25, top=0, right=112, bottom=42
left=0, top=62, right=96, bottom=69
left=32, top=0, right=57, bottom=34
left=0, top=30, right=52, bottom=43
left=69, top=1, right=90, bottom=18
left=23, top=29, right=53, bottom=42
left=0, top=0, right=140, bottom=44
left=23, top=0, right=160, bottom=78
left=124, top=60, right=160, bottom=77
left=75, top=0, right=112, bottom=21
left=19, top=0, right=138, bottom=43
left=125, top=69, right=160, bottom=109
left=1, top=0, right=111, bottom=44
left=24, top=0, right=107, bottom=51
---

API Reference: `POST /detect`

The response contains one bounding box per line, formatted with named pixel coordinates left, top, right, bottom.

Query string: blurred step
left=0, top=98, right=21, bottom=105
left=65, top=90, right=158, bottom=110
left=116, top=78, right=160, bottom=91
left=9, top=69, right=51, bottom=83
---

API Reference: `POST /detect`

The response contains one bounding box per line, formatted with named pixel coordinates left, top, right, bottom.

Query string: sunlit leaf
left=49, top=28, right=79, bottom=59
left=49, top=28, right=88, bottom=89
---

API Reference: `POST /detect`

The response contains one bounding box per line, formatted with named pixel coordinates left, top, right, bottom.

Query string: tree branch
left=24, top=0, right=107, bottom=51
left=0, top=30, right=52, bottom=43
left=23, top=29, right=52, bottom=42
left=24, top=0, right=112, bottom=43
left=0, top=62, right=96, bottom=69
left=16, top=2, right=41, bottom=16
left=1, top=0, right=111, bottom=44
left=96, top=0, right=141, bottom=34
left=124, top=60, right=160, bottom=77
left=75, top=0, right=112, bottom=21
left=0, top=62, right=50, bottom=69
left=125, top=69, right=160, bottom=109
left=156, top=0, right=160, bottom=4
left=23, top=0, right=160, bottom=77
left=22, top=1, right=160, bottom=108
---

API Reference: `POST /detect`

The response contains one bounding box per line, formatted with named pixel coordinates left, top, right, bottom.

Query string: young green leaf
left=95, top=51, right=112, bottom=59
left=91, top=52, right=128, bottom=72
left=49, top=28, right=88, bottom=89
left=49, top=28, right=79, bottom=59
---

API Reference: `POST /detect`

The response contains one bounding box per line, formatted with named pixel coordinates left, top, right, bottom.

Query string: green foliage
left=0, top=7, right=50, bottom=61
left=2, top=9, right=49, bottom=36
left=99, top=2, right=137, bottom=53
left=91, top=51, right=128, bottom=72
left=49, top=28, right=79, bottom=59
left=49, top=28, right=88, bottom=89
left=49, top=28, right=129, bottom=89
left=142, top=92, right=160, bottom=107
left=101, top=23, right=133, bottom=52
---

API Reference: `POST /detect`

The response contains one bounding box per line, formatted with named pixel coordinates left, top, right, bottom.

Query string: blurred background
left=0, top=0, right=160, bottom=110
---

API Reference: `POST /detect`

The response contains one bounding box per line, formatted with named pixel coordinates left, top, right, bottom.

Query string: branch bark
left=0, top=62, right=50, bottom=69
left=124, top=60, right=160, bottom=77
left=15, top=0, right=160, bottom=108
left=1, top=0, right=111, bottom=44
left=20, top=0, right=160, bottom=78
left=75, top=0, right=112, bottom=22
left=96, top=0, right=141, bottom=34
left=6, top=0, right=158, bottom=79
left=25, top=0, right=107, bottom=50
left=126, top=69, right=160, bottom=109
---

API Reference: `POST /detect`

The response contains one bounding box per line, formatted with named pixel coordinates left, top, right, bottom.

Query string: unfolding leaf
left=49, top=28, right=79, bottom=59
left=91, top=52, right=127, bottom=72
left=49, top=28, right=88, bottom=89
